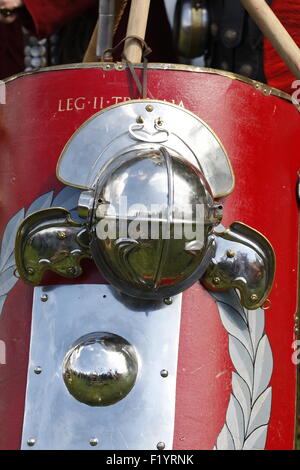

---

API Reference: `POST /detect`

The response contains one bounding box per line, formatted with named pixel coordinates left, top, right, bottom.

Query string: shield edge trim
left=2, top=63, right=296, bottom=108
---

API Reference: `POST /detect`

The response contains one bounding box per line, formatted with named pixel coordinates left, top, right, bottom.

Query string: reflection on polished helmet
left=15, top=100, right=275, bottom=309
left=87, top=146, right=221, bottom=299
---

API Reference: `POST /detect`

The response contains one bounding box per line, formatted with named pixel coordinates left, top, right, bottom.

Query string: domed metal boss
left=62, top=332, right=138, bottom=406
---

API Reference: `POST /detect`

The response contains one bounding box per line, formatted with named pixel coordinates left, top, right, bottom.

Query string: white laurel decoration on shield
left=212, top=290, right=273, bottom=451
left=0, top=187, right=81, bottom=316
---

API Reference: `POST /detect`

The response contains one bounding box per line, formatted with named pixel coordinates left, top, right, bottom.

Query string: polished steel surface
left=97, top=0, right=116, bottom=59
left=90, top=147, right=219, bottom=299
left=62, top=332, right=138, bottom=406
left=15, top=208, right=91, bottom=285
left=174, top=0, right=209, bottom=58
left=21, top=285, right=182, bottom=450
left=202, top=223, right=276, bottom=310
left=78, top=190, right=95, bottom=220
left=57, top=100, right=234, bottom=198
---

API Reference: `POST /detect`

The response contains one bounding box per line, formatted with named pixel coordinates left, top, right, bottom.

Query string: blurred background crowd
left=0, top=0, right=299, bottom=94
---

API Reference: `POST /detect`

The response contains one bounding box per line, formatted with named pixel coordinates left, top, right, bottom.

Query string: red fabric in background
left=0, top=0, right=175, bottom=80
left=2, top=1, right=300, bottom=99
left=22, top=0, right=97, bottom=38
left=0, top=19, right=24, bottom=80
left=264, top=0, right=300, bottom=93
left=0, top=0, right=97, bottom=80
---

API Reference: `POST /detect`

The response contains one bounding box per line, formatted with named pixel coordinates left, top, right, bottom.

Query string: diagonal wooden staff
left=123, top=0, right=151, bottom=62
left=240, top=0, right=300, bottom=79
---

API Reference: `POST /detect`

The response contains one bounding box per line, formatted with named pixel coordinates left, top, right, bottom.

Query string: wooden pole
left=123, top=0, right=151, bottom=63
left=240, top=0, right=300, bottom=79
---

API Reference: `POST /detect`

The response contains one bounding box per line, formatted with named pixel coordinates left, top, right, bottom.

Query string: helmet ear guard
left=14, top=208, right=91, bottom=286
left=202, top=222, right=275, bottom=310
left=14, top=100, right=275, bottom=308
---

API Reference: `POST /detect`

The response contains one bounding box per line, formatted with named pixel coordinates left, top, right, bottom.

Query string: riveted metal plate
left=21, top=285, right=182, bottom=450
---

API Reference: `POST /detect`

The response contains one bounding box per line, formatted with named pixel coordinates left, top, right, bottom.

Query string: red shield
left=0, top=64, right=299, bottom=450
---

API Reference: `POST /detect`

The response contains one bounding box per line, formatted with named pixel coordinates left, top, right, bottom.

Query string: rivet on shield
left=89, top=437, right=99, bottom=447
left=27, top=438, right=36, bottom=447
left=34, top=366, right=42, bottom=375
left=157, top=442, right=166, bottom=450
left=145, top=104, right=154, bottom=112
